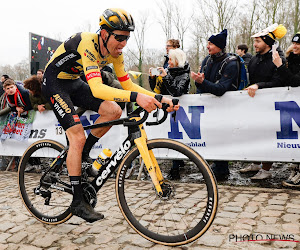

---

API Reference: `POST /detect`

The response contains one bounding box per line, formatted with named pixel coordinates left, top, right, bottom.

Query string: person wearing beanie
left=191, top=29, right=239, bottom=180
left=240, top=24, right=287, bottom=180
left=208, top=29, right=228, bottom=50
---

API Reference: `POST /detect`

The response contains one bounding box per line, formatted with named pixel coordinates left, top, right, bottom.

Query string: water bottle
left=91, top=148, right=112, bottom=176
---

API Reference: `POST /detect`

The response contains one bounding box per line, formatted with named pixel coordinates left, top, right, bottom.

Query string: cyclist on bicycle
left=42, top=8, right=179, bottom=223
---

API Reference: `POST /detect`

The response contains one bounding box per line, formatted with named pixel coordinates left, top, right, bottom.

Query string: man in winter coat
left=191, top=29, right=239, bottom=180
left=242, top=23, right=287, bottom=180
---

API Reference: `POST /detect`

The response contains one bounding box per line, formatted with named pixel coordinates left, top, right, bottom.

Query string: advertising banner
left=1, top=87, right=300, bottom=162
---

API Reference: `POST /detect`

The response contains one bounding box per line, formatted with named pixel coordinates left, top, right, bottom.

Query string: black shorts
left=42, top=73, right=103, bottom=131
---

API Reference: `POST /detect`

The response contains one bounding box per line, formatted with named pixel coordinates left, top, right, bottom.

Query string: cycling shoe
left=70, top=200, right=104, bottom=223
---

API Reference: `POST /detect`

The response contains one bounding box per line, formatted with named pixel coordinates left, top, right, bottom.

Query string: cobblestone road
left=0, top=171, right=300, bottom=250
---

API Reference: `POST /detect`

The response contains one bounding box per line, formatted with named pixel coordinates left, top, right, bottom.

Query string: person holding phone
left=149, top=48, right=190, bottom=180
left=148, top=39, right=180, bottom=94
left=245, top=24, right=287, bottom=98
left=241, top=24, right=287, bottom=180
left=272, top=32, right=300, bottom=87
left=149, top=48, right=190, bottom=97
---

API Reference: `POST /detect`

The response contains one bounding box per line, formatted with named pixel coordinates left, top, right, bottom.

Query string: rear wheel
left=116, top=139, right=218, bottom=246
left=18, top=140, right=73, bottom=224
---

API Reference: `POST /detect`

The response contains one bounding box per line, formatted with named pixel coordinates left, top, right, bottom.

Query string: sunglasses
left=110, top=32, right=130, bottom=42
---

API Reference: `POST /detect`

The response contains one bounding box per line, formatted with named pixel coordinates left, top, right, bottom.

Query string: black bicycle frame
left=45, top=104, right=171, bottom=195
left=90, top=133, right=135, bottom=192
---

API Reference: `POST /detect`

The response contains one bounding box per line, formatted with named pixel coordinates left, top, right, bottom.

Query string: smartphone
left=151, top=68, right=161, bottom=76
left=272, top=41, right=279, bottom=54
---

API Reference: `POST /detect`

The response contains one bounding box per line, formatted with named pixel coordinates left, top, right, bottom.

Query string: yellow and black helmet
left=99, top=8, right=135, bottom=32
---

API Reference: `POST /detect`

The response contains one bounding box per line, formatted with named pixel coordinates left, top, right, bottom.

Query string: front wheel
left=115, top=139, right=218, bottom=246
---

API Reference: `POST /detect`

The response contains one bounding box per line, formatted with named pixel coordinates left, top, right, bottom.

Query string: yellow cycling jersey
left=45, top=32, right=155, bottom=102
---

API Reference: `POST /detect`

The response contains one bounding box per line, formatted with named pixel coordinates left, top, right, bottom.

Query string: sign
left=1, top=87, right=300, bottom=162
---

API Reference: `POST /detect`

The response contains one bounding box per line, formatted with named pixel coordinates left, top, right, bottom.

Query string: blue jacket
left=196, top=53, right=238, bottom=96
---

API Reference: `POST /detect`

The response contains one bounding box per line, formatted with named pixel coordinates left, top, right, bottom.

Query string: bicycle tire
left=18, top=139, right=72, bottom=225
left=115, top=138, right=218, bottom=246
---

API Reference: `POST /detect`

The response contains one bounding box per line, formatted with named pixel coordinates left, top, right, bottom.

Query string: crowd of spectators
left=1, top=22, right=300, bottom=188
left=148, top=23, right=300, bottom=187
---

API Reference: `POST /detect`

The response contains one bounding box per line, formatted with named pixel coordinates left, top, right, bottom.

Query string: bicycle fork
left=134, top=123, right=164, bottom=196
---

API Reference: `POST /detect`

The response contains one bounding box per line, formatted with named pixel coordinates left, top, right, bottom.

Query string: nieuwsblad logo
left=168, top=106, right=206, bottom=148
left=276, top=101, right=300, bottom=149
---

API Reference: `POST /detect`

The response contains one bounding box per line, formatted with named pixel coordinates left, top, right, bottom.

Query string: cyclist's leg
left=93, top=100, right=122, bottom=137
left=42, top=76, right=104, bottom=222
left=81, top=101, right=122, bottom=161
left=72, top=80, right=122, bottom=160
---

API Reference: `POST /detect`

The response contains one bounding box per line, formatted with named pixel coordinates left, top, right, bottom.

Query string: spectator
left=3, top=79, right=32, bottom=117
left=149, top=48, right=190, bottom=96
left=36, top=69, right=44, bottom=80
left=273, top=32, right=300, bottom=87
left=241, top=23, right=287, bottom=180
left=272, top=32, right=300, bottom=187
left=236, top=44, right=253, bottom=67
left=163, top=39, right=180, bottom=69
left=0, top=75, right=11, bottom=116
left=149, top=48, right=190, bottom=179
left=0, top=75, right=9, bottom=97
left=148, top=39, right=180, bottom=95
left=0, top=91, right=11, bottom=117
left=23, top=75, right=51, bottom=113
left=191, top=29, right=238, bottom=180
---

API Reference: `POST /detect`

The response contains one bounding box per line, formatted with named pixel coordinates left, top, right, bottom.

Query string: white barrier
left=1, top=87, right=300, bottom=162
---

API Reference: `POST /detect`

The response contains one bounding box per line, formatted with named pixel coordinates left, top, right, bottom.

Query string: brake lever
left=171, top=99, right=179, bottom=122
left=153, top=108, right=160, bottom=122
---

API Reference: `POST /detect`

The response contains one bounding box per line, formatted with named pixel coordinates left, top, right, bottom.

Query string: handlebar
left=84, top=98, right=179, bottom=130
left=124, top=98, right=179, bottom=127
left=123, top=107, right=149, bottom=126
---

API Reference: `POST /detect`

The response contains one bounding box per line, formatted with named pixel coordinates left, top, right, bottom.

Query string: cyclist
left=42, top=8, right=179, bottom=223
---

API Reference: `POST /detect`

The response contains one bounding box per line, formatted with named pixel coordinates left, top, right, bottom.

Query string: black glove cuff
left=130, top=92, right=138, bottom=102
left=154, top=94, right=163, bottom=102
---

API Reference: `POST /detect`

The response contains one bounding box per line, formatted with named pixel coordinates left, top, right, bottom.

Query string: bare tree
left=172, top=5, right=194, bottom=49
left=14, top=59, right=30, bottom=81
left=126, top=13, right=149, bottom=87
left=0, top=59, right=30, bottom=81
left=196, top=0, right=238, bottom=33
left=258, top=0, right=284, bottom=26
left=291, top=0, right=300, bottom=34
left=0, top=65, right=14, bottom=79
left=156, top=0, right=174, bottom=39
left=231, top=0, right=261, bottom=54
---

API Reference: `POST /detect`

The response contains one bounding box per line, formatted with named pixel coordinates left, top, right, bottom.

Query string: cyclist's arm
left=82, top=62, right=134, bottom=102
left=110, top=55, right=156, bottom=98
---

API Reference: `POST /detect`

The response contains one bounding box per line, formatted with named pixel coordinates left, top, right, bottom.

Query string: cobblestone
left=0, top=172, right=300, bottom=249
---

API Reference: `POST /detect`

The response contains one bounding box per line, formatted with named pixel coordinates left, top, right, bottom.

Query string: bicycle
left=18, top=101, right=218, bottom=246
